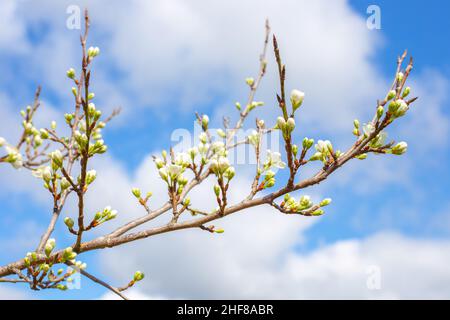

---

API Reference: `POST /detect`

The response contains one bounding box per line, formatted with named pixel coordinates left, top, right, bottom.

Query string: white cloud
left=101, top=229, right=450, bottom=299
left=0, top=0, right=449, bottom=301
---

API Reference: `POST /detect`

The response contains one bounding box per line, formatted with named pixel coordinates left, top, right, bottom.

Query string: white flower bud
left=391, top=141, right=407, bottom=155
left=49, top=150, right=63, bottom=169
left=224, top=166, right=235, bottom=180
left=290, top=89, right=305, bottom=111
left=387, top=90, right=396, bottom=100
left=66, top=68, right=75, bottom=79
left=286, top=117, right=296, bottom=132
left=201, top=115, right=209, bottom=129
left=276, top=116, right=286, bottom=129
left=64, top=217, right=74, bottom=228
left=0, top=137, right=5, bottom=147
left=42, top=166, right=52, bottom=182
left=86, top=170, right=97, bottom=185
left=199, top=132, right=208, bottom=144
left=217, top=129, right=226, bottom=138
left=87, top=46, right=100, bottom=58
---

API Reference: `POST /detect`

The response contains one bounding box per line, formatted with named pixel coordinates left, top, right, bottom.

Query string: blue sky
left=0, top=0, right=450, bottom=299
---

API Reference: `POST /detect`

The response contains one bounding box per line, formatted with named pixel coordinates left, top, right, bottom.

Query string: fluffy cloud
left=1, top=0, right=449, bottom=301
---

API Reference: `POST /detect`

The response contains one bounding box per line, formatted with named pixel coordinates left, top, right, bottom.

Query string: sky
left=0, top=0, right=450, bottom=299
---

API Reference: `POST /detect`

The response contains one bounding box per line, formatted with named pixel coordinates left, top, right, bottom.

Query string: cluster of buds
left=388, top=98, right=410, bottom=119
left=21, top=239, right=85, bottom=291
left=87, top=46, right=100, bottom=58
left=92, top=206, right=118, bottom=225
left=281, top=194, right=331, bottom=215
left=131, top=187, right=153, bottom=207
left=32, top=165, right=74, bottom=193
left=309, top=140, right=340, bottom=164
left=210, top=156, right=235, bottom=181
left=276, top=116, right=296, bottom=139
left=262, top=170, right=276, bottom=188
left=248, top=130, right=260, bottom=147
left=2, top=145, right=23, bottom=169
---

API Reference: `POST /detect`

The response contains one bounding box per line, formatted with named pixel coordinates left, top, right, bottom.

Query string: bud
left=214, top=185, right=220, bottom=197
left=88, top=92, right=95, bottom=100
left=235, top=102, right=241, bottom=111
left=41, top=263, right=50, bottom=273
left=276, top=116, right=286, bottom=129
left=0, top=137, right=5, bottom=147
left=387, top=90, right=396, bottom=100
left=40, top=129, right=49, bottom=139
left=42, top=166, right=52, bottom=182
left=353, top=119, right=359, bottom=129
left=377, top=106, right=384, bottom=118
left=224, top=166, right=235, bottom=180
left=201, top=115, right=209, bottom=129
left=60, top=177, right=70, bottom=190
left=292, top=144, right=298, bottom=156
left=66, top=68, right=76, bottom=79
left=393, top=99, right=408, bottom=118
left=63, top=247, right=77, bottom=261
left=290, top=89, right=305, bottom=111
left=86, top=170, right=97, bottom=185
left=286, top=117, right=296, bottom=133
left=105, top=209, right=118, bottom=221
left=34, top=135, right=43, bottom=148
left=402, top=86, right=411, bottom=98
left=320, top=198, right=332, bottom=207
left=49, top=150, right=63, bottom=169
left=132, top=187, right=141, bottom=198
left=217, top=129, right=226, bottom=138
left=356, top=153, right=367, bottom=160
left=87, top=46, right=100, bottom=58
left=51, top=121, right=57, bottom=130
left=245, top=77, right=254, bottom=87
left=302, top=137, right=314, bottom=150
left=184, top=197, right=191, bottom=206
left=134, top=271, right=145, bottom=282
left=64, top=217, right=74, bottom=229
left=71, top=87, right=77, bottom=97
left=265, top=170, right=275, bottom=180
left=265, top=178, right=275, bottom=188
left=391, top=141, right=407, bottom=155
left=199, top=132, right=208, bottom=144
left=45, top=244, right=53, bottom=257
left=312, top=209, right=324, bottom=216
left=215, top=229, right=225, bottom=234
left=396, top=72, right=404, bottom=82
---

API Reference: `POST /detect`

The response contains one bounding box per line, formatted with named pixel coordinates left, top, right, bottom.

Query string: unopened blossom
left=248, top=130, right=260, bottom=147
left=290, top=89, right=305, bottom=111
left=391, top=141, right=407, bottom=155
